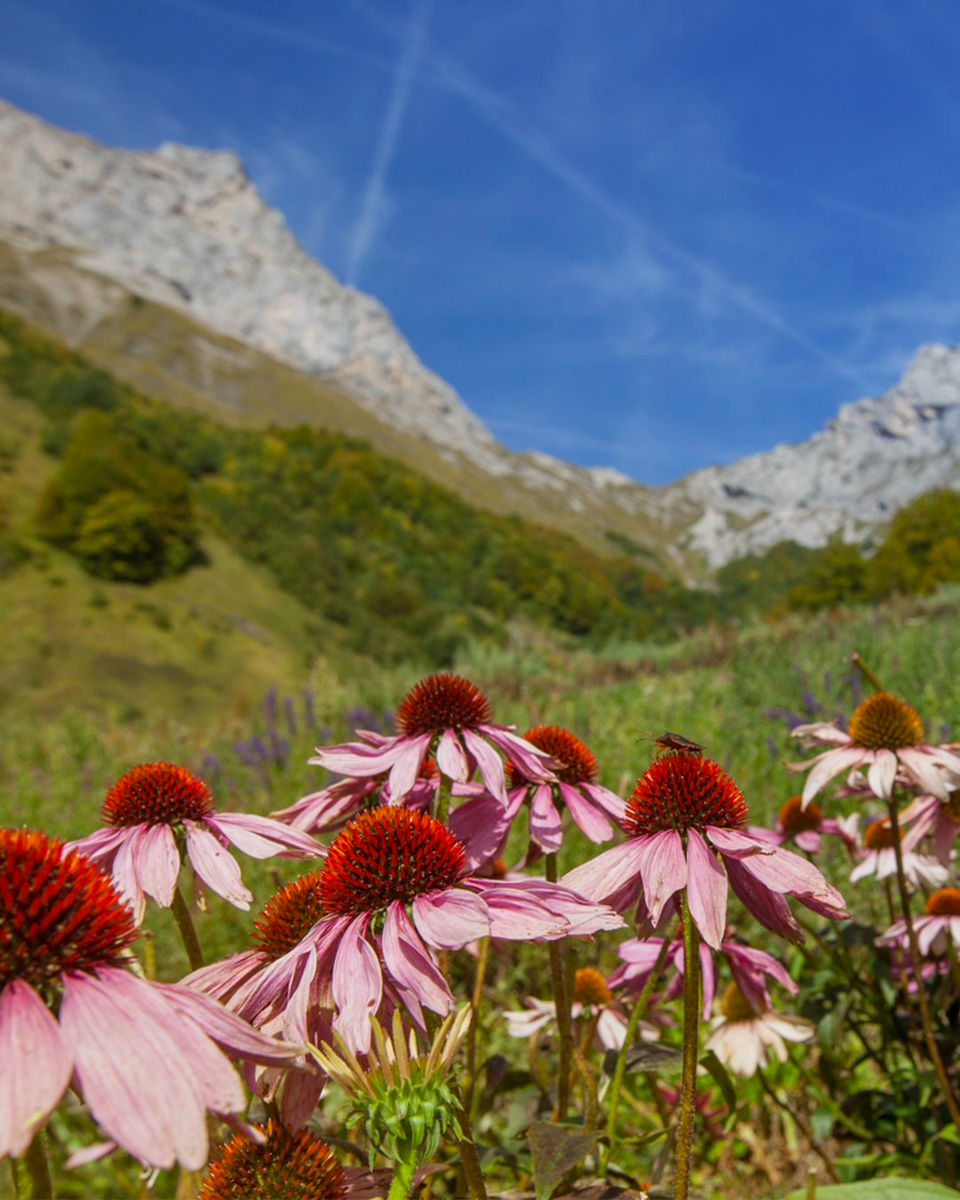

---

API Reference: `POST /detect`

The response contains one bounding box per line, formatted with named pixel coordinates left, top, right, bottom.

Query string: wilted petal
left=412, top=889, right=491, bottom=949
left=559, top=783, right=614, bottom=843
left=0, top=981, right=72, bottom=1158
left=685, top=829, right=727, bottom=950
left=183, top=821, right=253, bottom=910
left=800, top=746, right=868, bottom=806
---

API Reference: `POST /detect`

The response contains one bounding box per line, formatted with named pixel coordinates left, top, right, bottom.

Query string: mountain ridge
left=2, top=97, right=959, bottom=570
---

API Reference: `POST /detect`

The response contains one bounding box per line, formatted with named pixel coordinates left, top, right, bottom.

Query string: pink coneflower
left=789, top=692, right=960, bottom=806
left=0, top=829, right=300, bottom=1170
left=188, top=807, right=621, bottom=1056
left=750, top=796, right=859, bottom=856
left=849, top=817, right=948, bottom=888
left=705, top=982, right=813, bottom=1077
left=608, top=929, right=797, bottom=1020
left=878, top=888, right=960, bottom=956
left=310, top=674, right=555, bottom=804
left=67, top=762, right=322, bottom=922
left=504, top=725, right=626, bottom=852
left=503, top=966, right=655, bottom=1051
left=561, top=753, right=848, bottom=949
left=897, top=792, right=960, bottom=865
left=272, top=745, right=442, bottom=834
left=199, top=1119, right=347, bottom=1200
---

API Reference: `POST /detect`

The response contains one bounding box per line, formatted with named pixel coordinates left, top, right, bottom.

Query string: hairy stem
left=386, top=1157, right=417, bottom=1200
left=19, top=1132, right=52, bottom=1200
left=886, top=796, right=960, bottom=1129
left=674, top=894, right=700, bottom=1200
left=601, top=932, right=673, bottom=1176
left=171, top=883, right=205, bottom=972
left=545, top=852, right=574, bottom=1121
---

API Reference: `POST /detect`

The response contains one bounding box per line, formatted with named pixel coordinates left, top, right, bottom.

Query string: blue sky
left=3, top=0, right=960, bottom=484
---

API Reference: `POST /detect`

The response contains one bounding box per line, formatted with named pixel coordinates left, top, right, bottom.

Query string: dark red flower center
left=0, top=828, right=137, bottom=994
left=925, top=888, right=960, bottom=917
left=624, top=754, right=748, bottom=837
left=320, top=808, right=467, bottom=915
left=199, top=1119, right=347, bottom=1200
left=252, top=870, right=325, bottom=960
left=779, top=796, right=822, bottom=837
left=863, top=817, right=899, bottom=850
left=509, top=725, right=596, bottom=786
left=397, top=673, right=493, bottom=737
left=848, top=693, right=923, bottom=751
left=102, top=762, right=214, bottom=826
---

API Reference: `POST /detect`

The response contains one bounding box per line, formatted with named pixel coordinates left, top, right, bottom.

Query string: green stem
left=19, top=1132, right=52, bottom=1200
left=465, top=936, right=489, bottom=1117
left=171, top=883, right=204, bottom=972
left=850, top=652, right=884, bottom=693
left=456, top=1103, right=488, bottom=1200
left=386, top=1157, right=418, bottom=1200
left=674, top=892, right=700, bottom=1200
left=545, top=852, right=573, bottom=1121
left=886, top=795, right=960, bottom=1129
left=601, top=932, right=674, bottom=1176
left=435, top=774, right=453, bottom=826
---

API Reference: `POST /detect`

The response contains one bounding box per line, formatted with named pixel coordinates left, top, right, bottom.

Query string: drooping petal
left=725, top=859, right=802, bottom=943
left=150, top=980, right=302, bottom=1065
left=560, top=839, right=647, bottom=906
left=111, top=829, right=147, bottom=925
left=381, top=902, right=451, bottom=1017
left=411, top=889, right=491, bottom=949
left=311, top=737, right=409, bottom=778
left=447, top=794, right=511, bottom=871
left=579, top=782, right=628, bottom=823
left=731, top=842, right=848, bottom=916
left=332, top=914, right=383, bottom=1054
left=637, top=830, right=687, bottom=925
left=63, top=826, right=128, bottom=863
left=206, top=813, right=322, bottom=860
left=482, top=725, right=555, bottom=784
left=60, top=969, right=242, bottom=1170
left=503, top=1002, right=557, bottom=1039
left=387, top=734, right=433, bottom=801
left=183, top=820, right=253, bottom=910
left=462, top=728, right=508, bottom=804
left=134, top=823, right=181, bottom=908
left=559, top=783, right=614, bottom=843
left=705, top=827, right=777, bottom=859
left=699, top=943, right=715, bottom=1018
left=867, top=749, right=898, bottom=801
left=436, top=729, right=469, bottom=782
left=800, top=746, right=868, bottom=806
left=685, top=829, right=727, bottom=950
left=0, top=981, right=72, bottom=1158
left=898, top=748, right=951, bottom=800
left=529, top=784, right=563, bottom=852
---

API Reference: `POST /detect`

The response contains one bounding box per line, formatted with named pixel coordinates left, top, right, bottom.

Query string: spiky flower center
left=779, top=796, right=822, bottom=837
left=102, top=762, right=214, bottom=826
left=574, top=967, right=612, bottom=1007
left=509, top=725, right=596, bottom=787
left=320, top=808, right=467, bottom=915
left=199, top=1120, right=346, bottom=1200
left=848, top=693, right=923, bottom=751
left=0, top=828, right=137, bottom=993
left=863, top=817, right=899, bottom=850
left=720, top=981, right=759, bottom=1023
left=625, top=754, right=748, bottom=838
left=925, top=888, right=960, bottom=917
left=252, top=870, right=325, bottom=960
left=397, top=673, right=493, bottom=737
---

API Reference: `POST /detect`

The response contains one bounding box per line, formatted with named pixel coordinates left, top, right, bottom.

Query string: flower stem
left=886, top=796, right=960, bottom=1129
left=456, top=1101, right=488, bottom=1200
left=19, top=1131, right=52, bottom=1199
left=171, top=883, right=205, bottom=972
left=600, top=932, right=673, bottom=1176
left=386, top=1157, right=418, bottom=1200
left=674, top=893, right=700, bottom=1200
left=435, top=774, right=453, bottom=826
left=545, top=852, right=573, bottom=1122
left=465, top=936, right=489, bottom=1117
left=850, top=652, right=884, bottom=693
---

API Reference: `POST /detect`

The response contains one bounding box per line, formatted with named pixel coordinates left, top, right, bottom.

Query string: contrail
left=345, top=0, right=432, bottom=286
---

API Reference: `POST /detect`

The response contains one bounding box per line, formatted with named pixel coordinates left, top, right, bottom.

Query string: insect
left=639, top=730, right=705, bottom=756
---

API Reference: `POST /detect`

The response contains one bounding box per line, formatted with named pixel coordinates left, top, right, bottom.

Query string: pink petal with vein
left=579, top=782, right=628, bottom=823
left=0, top=981, right=71, bottom=1158
left=529, top=784, right=562, bottom=852
left=387, top=734, right=432, bottom=800
left=559, top=783, right=613, bottom=843
left=183, top=821, right=253, bottom=910
left=867, top=749, right=898, bottom=800
left=207, top=812, right=321, bottom=859
left=64, top=826, right=127, bottom=862
left=311, top=738, right=407, bottom=777
left=725, top=859, right=802, bottom=943
left=437, top=730, right=469, bottom=782
left=332, top=914, right=382, bottom=1054
left=800, top=746, right=868, bottom=806
left=482, top=725, right=555, bottom=783
left=685, top=829, right=727, bottom=950
left=447, top=794, right=511, bottom=870
left=150, top=980, right=301, bottom=1064
left=412, top=889, right=491, bottom=948
left=112, top=831, right=146, bottom=924
left=898, top=748, right=951, bottom=800
left=462, top=728, right=508, bottom=804
left=560, top=839, right=647, bottom=905
left=382, top=902, right=451, bottom=1016
left=637, top=830, right=687, bottom=925
left=135, top=823, right=181, bottom=908
left=705, top=827, right=775, bottom=859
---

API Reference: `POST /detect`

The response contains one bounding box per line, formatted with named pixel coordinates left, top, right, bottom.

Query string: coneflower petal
left=685, top=829, right=727, bottom=950
left=437, top=729, right=469, bottom=782
left=382, top=902, right=451, bottom=1016
left=637, top=829, right=686, bottom=925
left=332, top=915, right=382, bottom=1054
left=183, top=821, right=253, bottom=911
left=412, top=890, right=490, bottom=949
left=206, top=813, right=322, bottom=860
left=529, top=784, right=563, bottom=852
left=0, top=981, right=72, bottom=1158
left=462, top=728, right=508, bottom=804
left=559, top=782, right=614, bottom=843
left=134, top=823, right=180, bottom=908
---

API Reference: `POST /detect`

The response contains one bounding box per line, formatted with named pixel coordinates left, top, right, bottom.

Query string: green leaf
left=527, top=1121, right=597, bottom=1200
left=699, top=1050, right=737, bottom=1112
left=783, top=1179, right=960, bottom=1199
